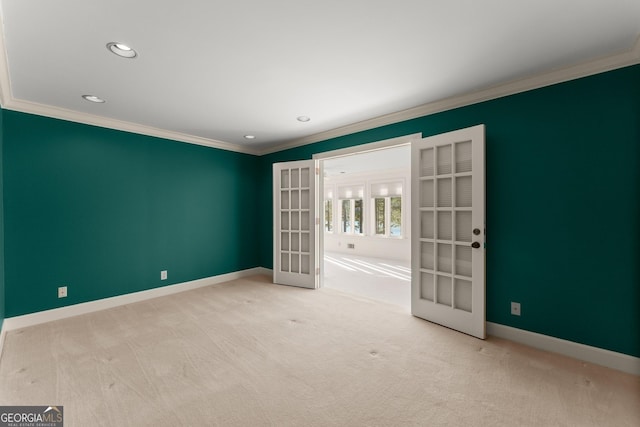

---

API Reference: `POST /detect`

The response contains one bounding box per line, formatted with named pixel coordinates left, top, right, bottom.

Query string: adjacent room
left=0, top=1, right=638, bottom=426
left=322, top=145, right=411, bottom=311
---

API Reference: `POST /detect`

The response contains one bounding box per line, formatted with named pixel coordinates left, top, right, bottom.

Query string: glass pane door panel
left=281, top=170, right=289, bottom=189
left=421, top=272, right=434, bottom=301
left=436, top=275, right=452, bottom=306
left=456, top=176, right=472, bottom=207
left=421, top=211, right=434, bottom=239
left=420, top=148, right=434, bottom=177
left=455, top=141, right=472, bottom=173
left=455, top=245, right=472, bottom=277
left=300, top=212, right=310, bottom=231
left=300, top=168, right=310, bottom=187
left=454, top=279, right=472, bottom=312
left=301, top=255, right=310, bottom=274
left=281, top=232, right=289, bottom=251
left=301, top=190, right=310, bottom=209
left=437, top=178, right=452, bottom=207
left=437, top=243, right=452, bottom=273
left=455, top=212, right=472, bottom=242
left=421, top=242, right=434, bottom=270
left=420, top=180, right=434, bottom=208
left=301, top=233, right=310, bottom=252
left=437, top=145, right=452, bottom=175
left=437, top=211, right=452, bottom=241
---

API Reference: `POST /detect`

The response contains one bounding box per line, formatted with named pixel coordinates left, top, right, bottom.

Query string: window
left=371, top=181, right=403, bottom=237
left=339, top=198, right=363, bottom=234
left=372, top=196, right=402, bottom=237
left=324, top=199, right=333, bottom=232
left=375, top=198, right=385, bottom=235
left=338, top=184, right=364, bottom=235
left=390, top=196, right=402, bottom=236
left=354, top=199, right=363, bottom=234
left=341, top=199, right=351, bottom=233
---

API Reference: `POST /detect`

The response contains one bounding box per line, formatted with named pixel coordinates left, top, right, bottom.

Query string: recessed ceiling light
left=244, top=135, right=256, bottom=140
left=107, top=42, right=137, bottom=58
left=297, top=116, right=311, bottom=122
left=82, top=95, right=106, bottom=103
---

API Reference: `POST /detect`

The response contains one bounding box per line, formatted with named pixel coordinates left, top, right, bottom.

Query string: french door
left=273, top=160, right=318, bottom=288
left=411, top=125, right=486, bottom=338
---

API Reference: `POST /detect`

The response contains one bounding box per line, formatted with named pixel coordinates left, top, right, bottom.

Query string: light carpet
left=0, top=275, right=638, bottom=426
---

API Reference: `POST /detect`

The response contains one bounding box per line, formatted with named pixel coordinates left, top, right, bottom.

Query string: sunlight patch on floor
left=333, top=257, right=411, bottom=281
left=323, top=252, right=411, bottom=310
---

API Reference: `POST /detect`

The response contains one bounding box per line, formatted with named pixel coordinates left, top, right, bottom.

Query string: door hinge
left=315, top=167, right=320, bottom=175
left=315, top=217, right=320, bottom=225
left=316, top=267, right=320, bottom=275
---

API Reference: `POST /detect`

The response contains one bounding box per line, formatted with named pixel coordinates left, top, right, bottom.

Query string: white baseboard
left=3, top=267, right=270, bottom=332
left=487, top=322, right=640, bottom=376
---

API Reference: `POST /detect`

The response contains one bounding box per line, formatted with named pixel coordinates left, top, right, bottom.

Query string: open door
left=273, top=160, right=318, bottom=288
left=411, top=125, right=486, bottom=338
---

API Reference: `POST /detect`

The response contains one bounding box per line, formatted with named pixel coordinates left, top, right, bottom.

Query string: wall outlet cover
left=161, top=270, right=168, bottom=280
left=511, top=301, right=521, bottom=316
left=58, top=286, right=68, bottom=298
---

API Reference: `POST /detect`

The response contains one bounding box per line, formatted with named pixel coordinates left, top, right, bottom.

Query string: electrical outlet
left=58, top=286, right=67, bottom=298
left=511, top=301, right=521, bottom=316
left=347, top=243, right=355, bottom=249
left=161, top=270, right=168, bottom=280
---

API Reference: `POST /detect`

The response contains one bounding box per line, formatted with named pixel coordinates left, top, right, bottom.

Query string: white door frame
left=312, top=133, right=422, bottom=288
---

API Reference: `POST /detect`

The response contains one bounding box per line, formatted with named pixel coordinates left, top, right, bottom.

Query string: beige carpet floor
left=0, top=275, right=638, bottom=426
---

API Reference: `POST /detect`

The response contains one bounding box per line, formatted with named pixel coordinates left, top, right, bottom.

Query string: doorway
left=274, top=125, right=486, bottom=338
left=315, top=135, right=417, bottom=310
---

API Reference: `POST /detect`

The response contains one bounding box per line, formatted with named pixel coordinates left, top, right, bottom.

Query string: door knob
left=471, top=241, right=480, bottom=249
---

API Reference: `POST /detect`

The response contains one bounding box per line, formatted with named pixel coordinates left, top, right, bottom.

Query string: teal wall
left=3, top=111, right=260, bottom=317
left=259, top=65, right=640, bottom=357
left=0, top=107, right=4, bottom=330
left=0, top=65, right=637, bottom=358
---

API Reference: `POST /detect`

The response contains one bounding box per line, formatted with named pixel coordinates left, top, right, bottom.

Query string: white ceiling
left=324, top=145, right=410, bottom=177
left=0, top=1, right=638, bottom=155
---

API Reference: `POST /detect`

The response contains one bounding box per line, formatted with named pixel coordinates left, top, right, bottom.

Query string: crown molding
left=258, top=35, right=640, bottom=156
left=1, top=98, right=261, bottom=155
